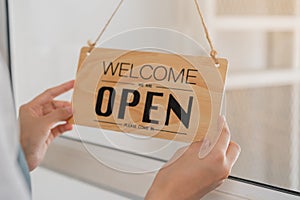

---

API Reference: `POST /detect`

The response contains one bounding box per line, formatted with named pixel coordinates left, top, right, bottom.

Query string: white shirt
left=0, top=54, right=30, bottom=199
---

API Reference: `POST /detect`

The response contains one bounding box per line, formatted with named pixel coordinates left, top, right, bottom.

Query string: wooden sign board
left=70, top=47, right=228, bottom=143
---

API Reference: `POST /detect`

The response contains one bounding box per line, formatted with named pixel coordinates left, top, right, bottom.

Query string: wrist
left=145, top=186, right=171, bottom=200
left=20, top=139, right=39, bottom=171
left=145, top=176, right=175, bottom=200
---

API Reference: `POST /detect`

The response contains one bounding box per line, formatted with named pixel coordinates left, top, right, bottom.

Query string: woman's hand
left=19, top=80, right=74, bottom=171
left=146, top=117, right=241, bottom=200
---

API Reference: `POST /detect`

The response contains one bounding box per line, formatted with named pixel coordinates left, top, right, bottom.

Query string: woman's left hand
left=19, top=80, right=74, bottom=171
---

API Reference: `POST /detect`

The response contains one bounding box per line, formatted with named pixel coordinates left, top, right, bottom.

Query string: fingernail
left=222, top=115, right=226, bottom=123
left=65, top=106, right=73, bottom=114
left=237, top=144, right=242, bottom=153
left=202, top=139, right=210, bottom=150
left=225, top=121, right=230, bottom=131
left=218, top=115, right=226, bottom=132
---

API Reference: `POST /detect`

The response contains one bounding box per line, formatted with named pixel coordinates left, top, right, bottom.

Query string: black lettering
left=95, top=87, right=116, bottom=117
left=165, top=95, right=193, bottom=128
left=103, top=61, right=120, bottom=76
left=186, top=69, right=198, bottom=85
left=153, top=66, right=168, bottom=81
left=168, top=68, right=185, bottom=83
left=118, top=89, right=140, bottom=119
left=129, top=64, right=138, bottom=79
left=119, top=62, right=130, bottom=77
left=140, top=65, right=153, bottom=80
left=142, top=92, right=163, bottom=125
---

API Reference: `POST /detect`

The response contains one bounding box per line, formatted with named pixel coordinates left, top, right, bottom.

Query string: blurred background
left=3, top=0, right=300, bottom=199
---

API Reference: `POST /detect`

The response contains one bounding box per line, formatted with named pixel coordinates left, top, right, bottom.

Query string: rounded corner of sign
left=81, top=46, right=90, bottom=52
left=218, top=58, right=228, bottom=66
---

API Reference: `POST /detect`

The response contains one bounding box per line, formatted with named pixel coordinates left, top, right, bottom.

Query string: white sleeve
left=0, top=55, right=30, bottom=199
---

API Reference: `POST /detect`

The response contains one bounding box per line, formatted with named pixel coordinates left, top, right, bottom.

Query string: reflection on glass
left=226, top=86, right=297, bottom=189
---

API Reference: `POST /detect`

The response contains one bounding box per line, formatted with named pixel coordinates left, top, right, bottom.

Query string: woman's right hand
left=146, top=117, right=241, bottom=200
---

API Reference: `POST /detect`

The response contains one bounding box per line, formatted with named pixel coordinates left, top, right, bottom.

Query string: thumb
left=44, top=106, right=73, bottom=125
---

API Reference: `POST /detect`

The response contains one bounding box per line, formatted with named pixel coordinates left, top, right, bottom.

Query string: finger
left=32, top=80, right=75, bottom=105
left=198, top=139, right=211, bottom=159
left=226, top=141, right=241, bottom=167
left=44, top=106, right=73, bottom=125
left=47, top=123, right=73, bottom=144
left=51, top=123, right=73, bottom=138
left=217, top=115, right=225, bottom=132
left=53, top=100, right=71, bottom=108
left=42, top=102, right=56, bottom=115
left=43, top=101, right=72, bottom=115
left=212, top=118, right=231, bottom=154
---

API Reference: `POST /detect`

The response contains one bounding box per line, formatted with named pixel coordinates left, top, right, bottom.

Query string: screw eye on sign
left=70, top=47, right=228, bottom=143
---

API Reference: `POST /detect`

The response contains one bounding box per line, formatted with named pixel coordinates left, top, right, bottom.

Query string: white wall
left=10, top=0, right=209, bottom=108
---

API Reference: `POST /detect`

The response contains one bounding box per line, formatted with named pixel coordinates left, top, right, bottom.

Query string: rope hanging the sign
left=87, top=0, right=125, bottom=52
left=88, top=0, right=219, bottom=65
left=193, top=0, right=219, bottom=65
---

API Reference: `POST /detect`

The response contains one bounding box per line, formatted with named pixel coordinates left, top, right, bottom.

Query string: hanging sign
left=70, top=47, right=228, bottom=142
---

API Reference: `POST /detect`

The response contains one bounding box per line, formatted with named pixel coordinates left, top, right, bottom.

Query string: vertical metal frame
left=0, top=0, right=13, bottom=89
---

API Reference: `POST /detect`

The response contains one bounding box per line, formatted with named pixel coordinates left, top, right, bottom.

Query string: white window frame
left=42, top=136, right=300, bottom=199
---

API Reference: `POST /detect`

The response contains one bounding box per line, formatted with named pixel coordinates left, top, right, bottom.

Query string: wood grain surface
left=70, top=47, right=228, bottom=143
